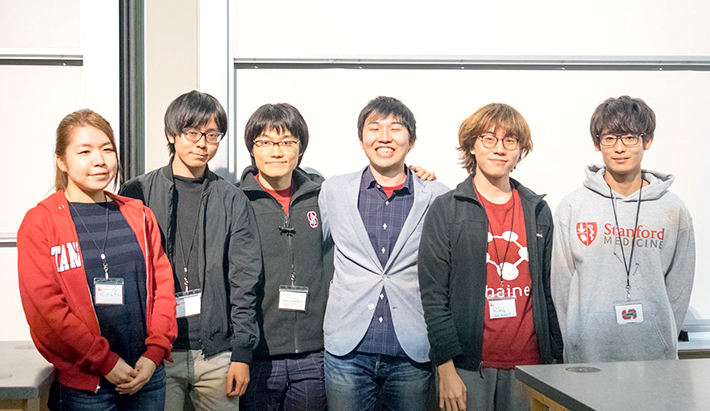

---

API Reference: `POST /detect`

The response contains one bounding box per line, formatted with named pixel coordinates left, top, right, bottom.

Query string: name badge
left=615, top=301, right=644, bottom=324
left=488, top=296, right=517, bottom=319
left=176, top=289, right=202, bottom=318
left=278, top=285, right=309, bottom=312
left=94, top=278, right=124, bottom=305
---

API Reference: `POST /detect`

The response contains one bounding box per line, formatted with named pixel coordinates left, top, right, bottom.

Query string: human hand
left=438, top=360, right=467, bottom=411
left=410, top=165, right=437, bottom=181
left=104, top=357, right=138, bottom=386
left=226, top=361, right=250, bottom=396
left=116, top=356, right=156, bottom=395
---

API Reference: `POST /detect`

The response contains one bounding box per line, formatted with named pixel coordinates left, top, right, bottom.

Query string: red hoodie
left=17, top=191, right=177, bottom=392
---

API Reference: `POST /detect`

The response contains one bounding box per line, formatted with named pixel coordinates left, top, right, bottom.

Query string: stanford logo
left=576, top=222, right=597, bottom=246
left=307, top=211, right=318, bottom=228
left=622, top=309, right=637, bottom=320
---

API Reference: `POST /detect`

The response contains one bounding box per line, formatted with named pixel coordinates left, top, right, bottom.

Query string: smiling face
left=595, top=133, right=652, bottom=181
left=168, top=116, right=220, bottom=178
left=57, top=126, right=118, bottom=202
left=472, top=128, right=521, bottom=182
left=252, top=127, right=300, bottom=190
left=360, top=113, right=414, bottom=181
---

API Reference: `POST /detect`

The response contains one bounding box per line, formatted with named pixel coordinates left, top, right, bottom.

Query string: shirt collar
left=361, top=165, right=413, bottom=194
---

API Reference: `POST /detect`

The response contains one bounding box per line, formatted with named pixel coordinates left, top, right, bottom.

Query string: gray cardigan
left=319, top=167, right=448, bottom=363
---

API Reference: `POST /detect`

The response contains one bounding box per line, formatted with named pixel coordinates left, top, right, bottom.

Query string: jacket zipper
left=283, top=211, right=300, bottom=354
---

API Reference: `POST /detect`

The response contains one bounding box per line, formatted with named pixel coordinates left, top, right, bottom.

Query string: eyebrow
left=257, top=133, right=294, bottom=139
left=368, top=120, right=403, bottom=126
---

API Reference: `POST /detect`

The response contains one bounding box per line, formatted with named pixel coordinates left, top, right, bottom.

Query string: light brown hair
left=457, top=103, right=533, bottom=174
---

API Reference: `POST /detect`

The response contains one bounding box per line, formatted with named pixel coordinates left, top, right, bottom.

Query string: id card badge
left=614, top=300, right=644, bottom=324
left=488, top=296, right=517, bottom=319
left=278, top=285, right=309, bottom=312
left=176, top=289, right=202, bottom=318
left=94, top=278, right=124, bottom=305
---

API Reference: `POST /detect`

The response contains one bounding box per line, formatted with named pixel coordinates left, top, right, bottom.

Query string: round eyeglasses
left=478, top=134, right=519, bottom=150
left=598, top=134, right=643, bottom=148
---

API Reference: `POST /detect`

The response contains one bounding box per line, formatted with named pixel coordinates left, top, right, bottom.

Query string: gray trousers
left=456, top=367, right=529, bottom=411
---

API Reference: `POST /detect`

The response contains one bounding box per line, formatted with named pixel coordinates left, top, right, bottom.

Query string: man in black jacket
left=237, top=103, right=329, bottom=411
left=121, top=90, right=262, bottom=411
left=418, top=103, right=563, bottom=411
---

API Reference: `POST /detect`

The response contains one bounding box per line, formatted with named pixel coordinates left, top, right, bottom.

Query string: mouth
left=90, top=172, right=109, bottom=178
left=375, top=147, right=395, bottom=156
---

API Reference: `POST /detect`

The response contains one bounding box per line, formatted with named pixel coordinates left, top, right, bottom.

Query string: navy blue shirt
left=69, top=201, right=147, bottom=368
left=355, top=167, right=413, bottom=357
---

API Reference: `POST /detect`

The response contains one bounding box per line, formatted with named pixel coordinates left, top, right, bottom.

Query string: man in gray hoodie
left=551, top=95, right=695, bottom=363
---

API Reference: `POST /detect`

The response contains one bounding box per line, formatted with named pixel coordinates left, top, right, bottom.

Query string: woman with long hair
left=17, top=109, right=177, bottom=410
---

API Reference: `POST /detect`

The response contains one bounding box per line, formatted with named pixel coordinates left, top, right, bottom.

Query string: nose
left=613, top=138, right=626, bottom=152
left=377, top=130, right=393, bottom=143
left=194, top=133, right=207, bottom=147
left=269, top=143, right=284, bottom=156
left=93, top=149, right=107, bottom=166
left=492, top=138, right=506, bottom=153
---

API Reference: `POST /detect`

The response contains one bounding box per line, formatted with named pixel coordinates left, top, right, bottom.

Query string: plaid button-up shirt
left=354, top=167, right=414, bottom=357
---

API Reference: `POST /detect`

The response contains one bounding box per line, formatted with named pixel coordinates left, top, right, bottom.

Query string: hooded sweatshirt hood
left=583, top=164, right=674, bottom=202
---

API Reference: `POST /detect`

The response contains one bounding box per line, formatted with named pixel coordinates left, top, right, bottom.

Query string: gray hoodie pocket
left=572, top=311, right=673, bottom=362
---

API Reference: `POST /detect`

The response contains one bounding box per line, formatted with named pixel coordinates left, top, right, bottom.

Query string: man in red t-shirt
left=418, top=103, right=563, bottom=411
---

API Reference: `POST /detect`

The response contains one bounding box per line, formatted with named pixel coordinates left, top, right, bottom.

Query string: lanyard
left=475, top=184, right=516, bottom=287
left=69, top=194, right=110, bottom=279
left=175, top=180, right=207, bottom=293
left=608, top=178, right=643, bottom=301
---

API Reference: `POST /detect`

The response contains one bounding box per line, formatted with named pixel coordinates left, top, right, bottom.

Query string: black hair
left=357, top=96, right=416, bottom=143
left=590, top=95, right=656, bottom=146
left=164, top=90, right=228, bottom=154
left=244, top=103, right=309, bottom=166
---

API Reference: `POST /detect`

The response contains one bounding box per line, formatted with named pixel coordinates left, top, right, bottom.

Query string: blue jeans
left=48, top=367, right=165, bottom=411
left=241, top=351, right=326, bottom=411
left=324, top=351, right=434, bottom=411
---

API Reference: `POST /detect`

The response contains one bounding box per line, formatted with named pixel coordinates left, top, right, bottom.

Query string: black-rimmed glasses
left=182, top=129, right=224, bottom=144
left=598, top=134, right=643, bottom=148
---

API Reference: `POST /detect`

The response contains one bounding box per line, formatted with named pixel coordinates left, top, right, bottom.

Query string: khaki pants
left=165, top=349, right=240, bottom=411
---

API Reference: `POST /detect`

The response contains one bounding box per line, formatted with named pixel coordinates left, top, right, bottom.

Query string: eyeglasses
left=598, top=134, right=643, bottom=148
left=253, top=139, right=300, bottom=150
left=478, top=134, right=519, bottom=150
left=182, top=129, right=224, bottom=144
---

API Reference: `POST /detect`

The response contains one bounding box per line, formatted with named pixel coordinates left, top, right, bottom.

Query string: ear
left=359, top=139, right=365, bottom=151
left=408, top=139, right=416, bottom=152
left=167, top=135, right=176, bottom=145
left=643, top=137, right=653, bottom=150
left=56, top=156, right=67, bottom=172
left=594, top=141, right=601, bottom=152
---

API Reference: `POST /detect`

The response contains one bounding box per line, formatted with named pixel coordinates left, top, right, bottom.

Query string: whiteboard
left=233, top=67, right=710, bottom=320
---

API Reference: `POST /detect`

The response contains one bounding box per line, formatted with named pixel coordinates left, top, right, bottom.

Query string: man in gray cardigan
left=319, top=96, right=449, bottom=411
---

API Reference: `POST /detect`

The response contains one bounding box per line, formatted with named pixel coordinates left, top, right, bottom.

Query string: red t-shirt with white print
left=479, top=188, right=540, bottom=369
